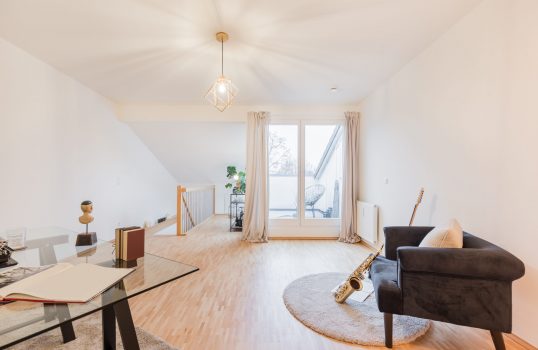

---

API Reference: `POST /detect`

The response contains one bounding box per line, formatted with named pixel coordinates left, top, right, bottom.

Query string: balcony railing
left=176, top=185, right=215, bottom=235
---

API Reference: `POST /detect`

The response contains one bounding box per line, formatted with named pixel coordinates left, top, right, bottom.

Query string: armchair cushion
left=370, top=257, right=402, bottom=314
left=419, top=218, right=463, bottom=248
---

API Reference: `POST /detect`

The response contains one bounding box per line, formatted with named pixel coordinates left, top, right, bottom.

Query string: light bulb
left=218, top=83, right=227, bottom=94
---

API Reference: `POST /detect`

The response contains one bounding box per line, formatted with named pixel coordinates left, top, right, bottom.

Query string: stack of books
left=114, top=227, right=145, bottom=261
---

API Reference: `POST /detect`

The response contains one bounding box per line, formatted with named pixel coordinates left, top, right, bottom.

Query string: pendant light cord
left=221, top=39, right=224, bottom=77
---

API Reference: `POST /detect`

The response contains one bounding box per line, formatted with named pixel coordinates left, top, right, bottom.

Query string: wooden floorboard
left=129, top=215, right=534, bottom=350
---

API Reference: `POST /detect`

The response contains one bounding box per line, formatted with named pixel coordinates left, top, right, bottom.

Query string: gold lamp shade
left=205, top=32, right=238, bottom=112
left=205, top=75, right=238, bottom=112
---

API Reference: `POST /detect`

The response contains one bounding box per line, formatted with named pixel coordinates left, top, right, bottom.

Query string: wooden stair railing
left=177, top=185, right=216, bottom=236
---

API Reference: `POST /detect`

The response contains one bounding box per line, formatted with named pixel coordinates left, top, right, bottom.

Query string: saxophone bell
left=349, top=276, right=362, bottom=290
left=332, top=244, right=384, bottom=304
left=333, top=276, right=363, bottom=303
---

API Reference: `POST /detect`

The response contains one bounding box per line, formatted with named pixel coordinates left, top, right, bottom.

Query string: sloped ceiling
left=0, top=0, right=480, bottom=105
left=128, top=121, right=246, bottom=183
left=127, top=121, right=246, bottom=212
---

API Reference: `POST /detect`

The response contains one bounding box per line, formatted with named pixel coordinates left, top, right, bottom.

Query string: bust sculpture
left=79, top=200, right=94, bottom=225
left=76, top=200, right=97, bottom=246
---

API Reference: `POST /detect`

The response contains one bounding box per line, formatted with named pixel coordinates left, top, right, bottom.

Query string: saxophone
left=333, top=244, right=384, bottom=303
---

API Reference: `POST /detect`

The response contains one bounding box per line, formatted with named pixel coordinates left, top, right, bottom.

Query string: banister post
left=213, top=185, right=216, bottom=215
left=177, top=185, right=186, bottom=236
left=176, top=184, right=215, bottom=236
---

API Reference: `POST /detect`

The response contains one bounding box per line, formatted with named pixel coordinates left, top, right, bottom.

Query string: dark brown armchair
left=369, top=226, right=525, bottom=349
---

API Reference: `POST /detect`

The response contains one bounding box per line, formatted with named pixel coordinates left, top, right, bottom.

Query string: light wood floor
left=130, top=216, right=532, bottom=350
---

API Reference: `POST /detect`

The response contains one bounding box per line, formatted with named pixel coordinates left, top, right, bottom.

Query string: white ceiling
left=0, top=0, right=480, bottom=105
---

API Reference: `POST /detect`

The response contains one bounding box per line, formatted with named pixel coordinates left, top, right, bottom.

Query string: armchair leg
left=384, top=313, right=393, bottom=348
left=490, top=331, right=505, bottom=350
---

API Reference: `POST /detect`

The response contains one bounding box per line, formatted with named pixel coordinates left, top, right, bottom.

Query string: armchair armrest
left=397, top=246, right=525, bottom=281
left=384, top=226, right=434, bottom=260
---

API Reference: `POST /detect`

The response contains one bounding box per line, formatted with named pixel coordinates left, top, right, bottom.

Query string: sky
left=268, top=124, right=336, bottom=173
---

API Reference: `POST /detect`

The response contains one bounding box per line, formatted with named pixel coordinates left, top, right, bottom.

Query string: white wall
left=359, top=0, right=538, bottom=345
left=127, top=121, right=247, bottom=214
left=0, top=38, right=177, bottom=239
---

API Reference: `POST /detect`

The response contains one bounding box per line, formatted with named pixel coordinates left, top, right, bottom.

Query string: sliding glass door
left=268, top=121, right=343, bottom=237
left=268, top=124, right=299, bottom=219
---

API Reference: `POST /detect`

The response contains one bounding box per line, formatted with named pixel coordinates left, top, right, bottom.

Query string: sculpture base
left=75, top=232, right=97, bottom=246
left=114, top=259, right=138, bottom=268
left=0, top=257, right=18, bottom=268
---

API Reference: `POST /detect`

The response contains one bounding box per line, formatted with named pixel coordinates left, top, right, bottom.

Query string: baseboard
left=359, top=239, right=377, bottom=250
left=268, top=236, right=338, bottom=240
left=145, top=216, right=176, bottom=235
left=506, top=333, right=537, bottom=350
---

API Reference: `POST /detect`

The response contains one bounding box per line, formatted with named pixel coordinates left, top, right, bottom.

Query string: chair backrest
left=462, top=231, right=525, bottom=281
left=462, top=232, right=519, bottom=252
left=305, top=184, right=325, bottom=206
left=462, top=232, right=493, bottom=249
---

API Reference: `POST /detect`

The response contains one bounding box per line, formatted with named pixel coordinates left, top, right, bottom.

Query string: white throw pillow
left=419, top=219, right=463, bottom=248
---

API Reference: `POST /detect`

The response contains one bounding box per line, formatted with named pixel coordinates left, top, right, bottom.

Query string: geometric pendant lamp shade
left=205, top=32, right=238, bottom=112
left=205, top=75, right=238, bottom=112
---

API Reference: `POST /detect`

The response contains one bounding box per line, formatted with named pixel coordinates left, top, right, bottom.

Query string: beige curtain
left=242, top=111, right=270, bottom=243
left=339, top=111, right=361, bottom=243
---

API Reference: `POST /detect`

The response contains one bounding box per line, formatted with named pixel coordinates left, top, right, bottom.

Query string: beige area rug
left=8, top=312, right=178, bottom=350
left=283, top=273, right=430, bottom=346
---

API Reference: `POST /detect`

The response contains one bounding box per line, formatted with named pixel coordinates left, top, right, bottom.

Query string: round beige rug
left=283, top=273, right=430, bottom=346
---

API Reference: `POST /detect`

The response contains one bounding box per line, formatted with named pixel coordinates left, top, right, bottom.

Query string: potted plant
left=225, top=166, right=246, bottom=194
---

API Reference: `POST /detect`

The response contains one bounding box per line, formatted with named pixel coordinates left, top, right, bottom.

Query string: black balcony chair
left=304, top=184, right=325, bottom=218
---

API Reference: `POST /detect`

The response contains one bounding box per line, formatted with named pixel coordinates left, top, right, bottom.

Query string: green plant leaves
left=225, top=165, right=246, bottom=193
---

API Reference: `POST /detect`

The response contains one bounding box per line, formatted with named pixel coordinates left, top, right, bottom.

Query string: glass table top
left=0, top=227, right=198, bottom=349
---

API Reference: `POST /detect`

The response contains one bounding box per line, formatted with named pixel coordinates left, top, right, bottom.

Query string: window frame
left=268, top=118, right=344, bottom=237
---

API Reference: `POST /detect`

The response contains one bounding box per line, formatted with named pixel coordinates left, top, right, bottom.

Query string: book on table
left=0, top=263, right=133, bottom=303
left=115, top=226, right=145, bottom=261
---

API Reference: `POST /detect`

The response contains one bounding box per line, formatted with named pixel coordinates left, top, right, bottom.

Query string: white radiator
left=357, top=201, right=378, bottom=244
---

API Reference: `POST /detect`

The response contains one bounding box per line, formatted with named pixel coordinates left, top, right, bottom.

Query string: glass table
left=0, top=227, right=198, bottom=349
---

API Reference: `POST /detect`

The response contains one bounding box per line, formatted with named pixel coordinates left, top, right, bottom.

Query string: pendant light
left=205, top=32, right=238, bottom=112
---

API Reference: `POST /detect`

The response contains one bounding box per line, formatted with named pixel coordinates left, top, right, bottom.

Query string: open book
left=0, top=263, right=134, bottom=303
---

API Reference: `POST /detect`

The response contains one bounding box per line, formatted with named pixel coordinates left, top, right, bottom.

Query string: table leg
left=43, top=304, right=56, bottom=322
left=102, top=305, right=116, bottom=350
left=38, top=244, right=58, bottom=265
left=56, top=304, right=76, bottom=343
left=113, top=299, right=140, bottom=350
